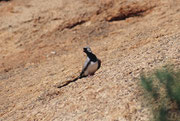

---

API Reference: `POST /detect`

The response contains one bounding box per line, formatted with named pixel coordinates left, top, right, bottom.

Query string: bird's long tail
left=57, top=76, right=80, bottom=88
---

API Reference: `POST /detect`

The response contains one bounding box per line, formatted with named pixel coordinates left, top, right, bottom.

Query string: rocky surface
left=0, top=0, right=180, bottom=120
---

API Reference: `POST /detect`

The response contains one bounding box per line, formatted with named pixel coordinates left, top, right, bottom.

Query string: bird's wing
left=97, top=59, right=101, bottom=70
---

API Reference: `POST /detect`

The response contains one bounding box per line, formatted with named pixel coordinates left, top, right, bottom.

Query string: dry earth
left=0, top=0, right=180, bottom=121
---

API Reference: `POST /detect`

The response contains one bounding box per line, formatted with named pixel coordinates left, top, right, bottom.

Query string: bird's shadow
left=57, top=75, right=87, bottom=89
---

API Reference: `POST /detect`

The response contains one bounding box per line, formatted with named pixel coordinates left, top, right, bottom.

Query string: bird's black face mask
left=83, top=47, right=91, bottom=53
left=83, top=48, right=89, bottom=53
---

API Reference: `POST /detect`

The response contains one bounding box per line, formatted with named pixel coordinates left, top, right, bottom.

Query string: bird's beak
left=83, top=48, right=86, bottom=52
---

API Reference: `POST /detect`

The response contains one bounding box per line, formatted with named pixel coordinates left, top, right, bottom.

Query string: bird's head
left=83, top=46, right=92, bottom=53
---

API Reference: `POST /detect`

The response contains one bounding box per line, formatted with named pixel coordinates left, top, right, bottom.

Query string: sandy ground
left=0, top=0, right=180, bottom=120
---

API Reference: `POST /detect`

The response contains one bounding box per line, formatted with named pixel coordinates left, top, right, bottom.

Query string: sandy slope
left=0, top=0, right=180, bottom=120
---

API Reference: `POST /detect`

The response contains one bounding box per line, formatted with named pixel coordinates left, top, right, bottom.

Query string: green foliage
left=140, top=67, right=180, bottom=121
left=141, top=75, right=158, bottom=99
left=157, top=106, right=168, bottom=121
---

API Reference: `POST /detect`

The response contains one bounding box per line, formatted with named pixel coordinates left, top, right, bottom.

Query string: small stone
left=51, top=51, right=56, bottom=55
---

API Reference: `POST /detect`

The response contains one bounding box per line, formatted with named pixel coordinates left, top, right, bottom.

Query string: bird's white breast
left=84, top=61, right=98, bottom=76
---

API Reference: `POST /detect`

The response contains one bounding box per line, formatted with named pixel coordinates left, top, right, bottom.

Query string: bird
left=79, top=47, right=101, bottom=78
left=58, top=47, right=101, bottom=88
